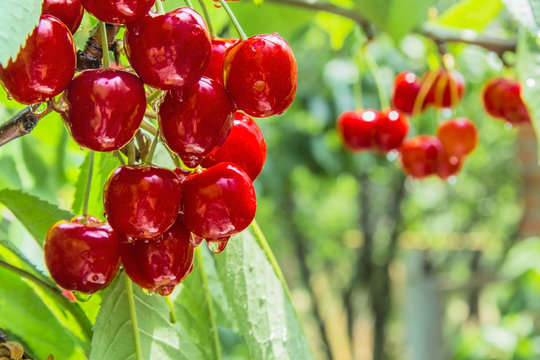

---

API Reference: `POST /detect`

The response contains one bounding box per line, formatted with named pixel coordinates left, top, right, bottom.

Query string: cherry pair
left=482, top=77, right=530, bottom=125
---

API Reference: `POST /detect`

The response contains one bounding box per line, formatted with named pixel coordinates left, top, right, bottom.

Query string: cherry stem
left=141, top=118, right=158, bottom=135
left=146, top=90, right=163, bottom=105
left=82, top=151, right=95, bottom=216
left=412, top=69, right=438, bottom=116
left=126, top=276, right=143, bottom=360
left=113, top=150, right=126, bottom=165
left=353, top=78, right=363, bottom=110
left=164, top=296, right=177, bottom=323
left=155, top=0, right=165, bottom=14
left=197, top=0, right=215, bottom=38
left=127, top=141, right=136, bottom=165
left=363, top=44, right=389, bottom=110
left=183, top=0, right=194, bottom=8
left=145, top=129, right=160, bottom=164
left=100, top=22, right=110, bottom=68
left=218, top=0, right=247, bottom=41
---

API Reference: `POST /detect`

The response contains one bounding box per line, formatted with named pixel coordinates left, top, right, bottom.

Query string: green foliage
left=502, top=0, right=538, bottom=35
left=435, top=0, right=503, bottom=30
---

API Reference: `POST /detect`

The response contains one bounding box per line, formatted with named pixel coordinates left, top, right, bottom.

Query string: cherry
left=223, top=33, right=297, bottom=117
left=399, top=135, right=443, bottom=179
left=80, top=0, right=155, bottom=24
left=483, top=78, right=531, bottom=125
left=0, top=15, right=76, bottom=105
left=423, top=68, right=465, bottom=109
left=61, top=69, right=146, bottom=152
left=205, top=37, right=239, bottom=86
left=180, top=163, right=256, bottom=240
left=41, top=0, right=84, bottom=34
left=436, top=153, right=463, bottom=180
left=201, top=111, right=267, bottom=180
left=124, top=8, right=211, bottom=90
left=173, top=167, right=192, bottom=182
left=120, top=218, right=194, bottom=296
left=372, top=109, right=409, bottom=152
left=159, top=76, right=235, bottom=168
left=103, top=165, right=182, bottom=240
left=44, top=216, right=120, bottom=294
left=336, top=109, right=378, bottom=152
left=436, top=118, right=478, bottom=158
left=391, top=72, right=422, bottom=115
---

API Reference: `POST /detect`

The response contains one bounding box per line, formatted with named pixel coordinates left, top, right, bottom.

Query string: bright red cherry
left=391, top=72, right=423, bottom=115
left=80, top=0, right=155, bottom=24
left=61, top=69, right=146, bottom=152
left=159, top=77, right=235, bottom=168
left=180, top=163, right=256, bottom=240
left=223, top=33, right=297, bottom=118
left=436, top=153, right=463, bottom=180
left=0, top=15, right=76, bottom=105
left=120, top=218, right=194, bottom=296
left=41, top=0, right=84, bottom=34
left=436, top=118, right=478, bottom=158
left=483, top=78, right=531, bottom=125
left=201, top=112, right=266, bottom=180
left=336, top=109, right=378, bottom=152
left=124, top=8, right=211, bottom=90
left=399, top=135, right=444, bottom=179
left=205, top=37, right=239, bottom=86
left=103, top=165, right=182, bottom=240
left=423, top=69, right=465, bottom=109
left=44, top=216, right=120, bottom=294
left=372, top=109, right=409, bottom=152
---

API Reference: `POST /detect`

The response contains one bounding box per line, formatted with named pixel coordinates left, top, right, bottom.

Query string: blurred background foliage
left=1, top=0, right=540, bottom=359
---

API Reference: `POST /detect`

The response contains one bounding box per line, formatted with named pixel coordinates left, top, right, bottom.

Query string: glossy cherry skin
left=436, top=118, right=478, bottom=158
left=205, top=37, right=239, bottom=86
left=436, top=153, right=463, bottom=180
left=223, top=33, right=297, bottom=118
left=391, top=72, right=423, bottom=115
left=180, top=163, right=257, bottom=240
left=159, top=77, right=235, bottom=168
left=400, top=136, right=444, bottom=179
left=103, top=165, right=182, bottom=240
left=44, top=216, right=121, bottom=294
left=372, top=109, right=409, bottom=152
left=201, top=112, right=267, bottom=180
left=41, top=0, right=84, bottom=33
left=125, top=8, right=211, bottom=90
left=0, top=15, right=76, bottom=105
left=423, top=69, right=465, bottom=108
left=336, top=109, right=378, bottom=152
left=483, top=78, right=531, bottom=125
left=80, top=0, right=155, bottom=24
left=61, top=69, right=146, bottom=152
left=120, top=218, right=194, bottom=296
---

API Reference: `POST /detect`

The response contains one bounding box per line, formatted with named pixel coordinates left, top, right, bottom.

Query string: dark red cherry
left=124, top=8, right=211, bottom=90
left=0, top=15, right=76, bottom=105
left=80, top=0, right=155, bottom=24
left=159, top=77, right=235, bottom=168
left=436, top=153, right=463, bottom=180
left=372, top=109, right=409, bottom=152
left=61, top=69, right=146, bottom=152
left=483, top=78, right=531, bottom=125
left=41, top=0, right=84, bottom=33
left=391, top=72, right=423, bottom=115
left=201, top=112, right=266, bottom=180
left=120, top=218, right=194, bottom=296
left=399, top=135, right=444, bottom=179
left=336, top=109, right=378, bottom=152
left=436, top=118, right=478, bottom=158
left=223, top=33, right=297, bottom=117
left=180, top=163, right=256, bottom=240
left=205, top=37, right=239, bottom=86
left=103, top=165, right=182, bottom=240
left=423, top=68, right=465, bottom=108
left=44, top=216, right=120, bottom=294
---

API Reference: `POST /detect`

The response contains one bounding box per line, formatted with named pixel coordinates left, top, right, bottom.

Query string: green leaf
left=0, top=189, right=74, bottom=247
left=216, top=230, right=314, bottom=360
left=90, top=273, right=207, bottom=360
left=436, top=0, right=503, bottom=31
left=501, top=0, right=536, bottom=35
left=0, top=0, right=44, bottom=67
left=314, top=12, right=355, bottom=50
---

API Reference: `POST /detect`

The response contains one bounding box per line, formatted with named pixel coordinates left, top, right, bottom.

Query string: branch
left=0, top=106, right=52, bottom=147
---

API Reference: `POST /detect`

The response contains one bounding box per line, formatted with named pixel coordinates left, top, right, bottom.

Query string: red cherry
left=180, top=163, right=256, bottom=240
left=120, top=218, right=194, bottom=296
left=0, top=15, right=76, bottom=105
left=173, top=167, right=192, bottom=182
left=336, top=109, right=378, bottom=152
left=124, top=8, right=211, bottom=90
left=80, top=0, right=155, bottom=24
left=399, top=135, right=444, bottom=179
left=483, top=78, right=531, bottom=125
left=391, top=72, right=423, bottom=115
left=44, top=216, right=120, bottom=294
left=41, top=0, right=84, bottom=34
left=61, top=69, right=146, bottom=152
left=372, top=109, right=409, bottom=152
left=436, top=118, right=478, bottom=158
left=223, top=33, right=297, bottom=118
left=205, top=37, right=239, bottom=86
left=201, top=112, right=267, bottom=180
left=159, top=77, right=235, bottom=168
left=103, top=165, right=182, bottom=240
left=436, top=153, right=463, bottom=180
left=423, top=69, right=465, bottom=108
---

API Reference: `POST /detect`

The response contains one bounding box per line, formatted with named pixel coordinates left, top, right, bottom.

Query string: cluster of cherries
left=0, top=0, right=296, bottom=296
